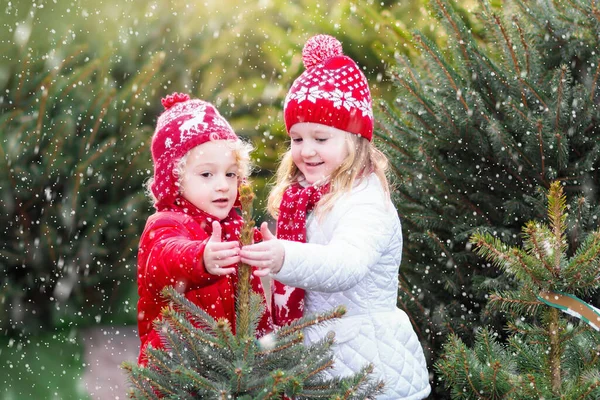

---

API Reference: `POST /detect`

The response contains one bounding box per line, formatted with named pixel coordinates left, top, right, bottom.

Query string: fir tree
left=123, top=183, right=384, bottom=399
left=0, top=42, right=163, bottom=335
left=375, top=0, right=600, bottom=376
left=436, top=181, right=600, bottom=399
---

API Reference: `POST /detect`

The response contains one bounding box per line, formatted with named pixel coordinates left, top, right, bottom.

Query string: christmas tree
left=122, top=183, right=384, bottom=399
left=436, top=181, right=600, bottom=398
left=375, top=0, right=600, bottom=378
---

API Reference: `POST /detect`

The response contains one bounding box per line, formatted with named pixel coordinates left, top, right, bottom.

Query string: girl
left=240, top=35, right=431, bottom=399
left=136, top=93, right=272, bottom=365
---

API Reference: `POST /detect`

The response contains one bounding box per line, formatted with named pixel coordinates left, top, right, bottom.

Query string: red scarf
left=271, top=182, right=329, bottom=326
left=167, top=196, right=243, bottom=245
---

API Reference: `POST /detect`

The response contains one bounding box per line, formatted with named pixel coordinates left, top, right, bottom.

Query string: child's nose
left=301, top=144, right=316, bottom=157
left=215, top=175, right=229, bottom=190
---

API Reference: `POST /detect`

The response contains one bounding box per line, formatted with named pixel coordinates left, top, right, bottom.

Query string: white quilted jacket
left=274, top=174, right=431, bottom=399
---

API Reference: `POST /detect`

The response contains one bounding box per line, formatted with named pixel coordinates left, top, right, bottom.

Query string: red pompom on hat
left=150, top=93, right=238, bottom=210
left=284, top=34, right=373, bottom=141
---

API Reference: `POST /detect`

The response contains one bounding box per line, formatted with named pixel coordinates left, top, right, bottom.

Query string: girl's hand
left=241, top=222, right=285, bottom=277
left=203, top=221, right=240, bottom=275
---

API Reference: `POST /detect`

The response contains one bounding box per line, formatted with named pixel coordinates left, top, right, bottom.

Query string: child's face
left=179, top=140, right=239, bottom=220
left=289, top=122, right=349, bottom=184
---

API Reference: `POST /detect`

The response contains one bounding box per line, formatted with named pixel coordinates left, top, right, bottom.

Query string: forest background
left=2, top=0, right=600, bottom=398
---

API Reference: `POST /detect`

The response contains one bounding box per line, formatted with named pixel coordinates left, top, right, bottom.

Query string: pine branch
left=154, top=319, right=189, bottom=364
left=170, top=365, right=225, bottom=395
left=578, top=380, right=600, bottom=400
left=427, top=230, right=461, bottom=284
left=487, top=291, right=542, bottom=316
left=388, top=69, right=456, bottom=135
left=432, top=0, right=471, bottom=65
left=548, top=181, right=568, bottom=269
left=512, top=16, right=532, bottom=77
left=160, top=286, right=221, bottom=334
left=256, top=331, right=304, bottom=357
left=275, top=306, right=346, bottom=338
left=394, top=53, right=422, bottom=91
left=214, top=318, right=236, bottom=353
left=141, top=350, right=185, bottom=396
left=554, top=65, right=567, bottom=131
left=413, top=34, right=470, bottom=113
left=160, top=307, right=221, bottom=349
left=565, top=233, right=600, bottom=286
left=492, top=12, right=528, bottom=108
left=521, top=221, right=558, bottom=280
left=536, top=119, right=547, bottom=183
left=121, top=364, right=162, bottom=400
left=471, top=232, right=546, bottom=285
left=80, top=89, right=116, bottom=159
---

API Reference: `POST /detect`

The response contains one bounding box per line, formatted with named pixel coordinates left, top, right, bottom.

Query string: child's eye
left=315, top=138, right=328, bottom=142
left=226, top=172, right=238, bottom=178
left=292, top=138, right=302, bottom=143
left=200, top=172, right=212, bottom=177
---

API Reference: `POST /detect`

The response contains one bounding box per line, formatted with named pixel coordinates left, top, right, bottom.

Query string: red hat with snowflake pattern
left=283, top=34, right=373, bottom=141
left=150, top=93, right=238, bottom=210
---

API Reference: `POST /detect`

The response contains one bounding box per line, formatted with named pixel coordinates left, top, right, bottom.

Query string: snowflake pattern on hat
left=283, top=35, right=374, bottom=140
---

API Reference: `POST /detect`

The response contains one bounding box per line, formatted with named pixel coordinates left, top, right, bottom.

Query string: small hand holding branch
left=203, top=221, right=240, bottom=275
left=240, top=222, right=285, bottom=277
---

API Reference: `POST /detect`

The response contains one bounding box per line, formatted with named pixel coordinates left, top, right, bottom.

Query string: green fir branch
left=564, top=231, right=600, bottom=292
left=512, top=16, right=532, bottom=77
left=275, top=305, right=347, bottom=338
left=121, top=364, right=162, bottom=400
left=548, top=181, right=568, bottom=267
left=431, top=0, right=472, bottom=65
left=160, top=286, right=222, bottom=335
left=471, top=232, right=547, bottom=286
left=486, top=290, right=543, bottom=317
left=413, top=34, right=470, bottom=113
left=491, top=11, right=529, bottom=109
left=521, top=221, right=560, bottom=280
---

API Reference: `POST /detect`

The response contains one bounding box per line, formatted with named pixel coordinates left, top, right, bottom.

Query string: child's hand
left=203, top=220, right=240, bottom=275
left=240, top=222, right=285, bottom=277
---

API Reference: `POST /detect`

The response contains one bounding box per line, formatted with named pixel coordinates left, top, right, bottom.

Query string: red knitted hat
left=150, top=93, right=238, bottom=209
left=283, top=34, right=373, bottom=141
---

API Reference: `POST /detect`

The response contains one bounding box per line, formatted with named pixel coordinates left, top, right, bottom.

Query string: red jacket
left=136, top=204, right=272, bottom=364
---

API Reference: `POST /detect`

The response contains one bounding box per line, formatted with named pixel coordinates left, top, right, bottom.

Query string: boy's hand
left=240, top=222, right=285, bottom=277
left=203, top=221, right=240, bottom=275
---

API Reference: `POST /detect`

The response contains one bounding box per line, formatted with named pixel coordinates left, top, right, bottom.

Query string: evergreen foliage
left=123, top=288, right=383, bottom=399
left=436, top=181, right=600, bottom=399
left=375, top=0, right=600, bottom=378
left=0, top=42, right=162, bottom=334
left=123, top=184, right=384, bottom=399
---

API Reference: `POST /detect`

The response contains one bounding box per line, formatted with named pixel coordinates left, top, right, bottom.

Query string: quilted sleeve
left=273, top=188, right=399, bottom=293
left=138, top=213, right=223, bottom=294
